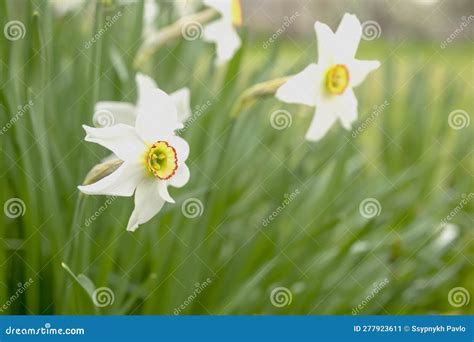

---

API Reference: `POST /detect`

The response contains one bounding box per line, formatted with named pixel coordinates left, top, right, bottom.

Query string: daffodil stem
left=229, top=76, right=291, bottom=118
left=134, top=8, right=219, bottom=70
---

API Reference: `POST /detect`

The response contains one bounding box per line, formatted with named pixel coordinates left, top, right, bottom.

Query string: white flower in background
left=51, top=0, right=83, bottom=16
left=143, top=0, right=159, bottom=35
left=175, top=0, right=200, bottom=17
left=79, top=74, right=191, bottom=232
left=94, top=77, right=191, bottom=128
left=203, top=0, right=243, bottom=65
left=276, top=14, right=380, bottom=141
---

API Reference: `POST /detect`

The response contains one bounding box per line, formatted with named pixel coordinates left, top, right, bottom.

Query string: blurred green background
left=0, top=0, right=472, bottom=315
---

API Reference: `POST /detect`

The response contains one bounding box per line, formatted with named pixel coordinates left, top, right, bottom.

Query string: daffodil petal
left=78, top=162, right=144, bottom=197
left=158, top=181, right=175, bottom=203
left=167, top=135, right=190, bottom=162
left=94, top=101, right=136, bottom=126
left=83, top=124, right=146, bottom=162
left=276, top=64, right=320, bottom=106
left=203, top=19, right=241, bottom=65
left=336, top=13, right=362, bottom=60
left=135, top=73, right=181, bottom=142
left=335, top=88, right=358, bottom=130
left=305, top=105, right=338, bottom=141
left=348, top=59, right=380, bottom=88
left=127, top=178, right=165, bottom=232
left=171, top=88, right=192, bottom=123
left=314, top=21, right=336, bottom=66
left=169, top=163, right=190, bottom=188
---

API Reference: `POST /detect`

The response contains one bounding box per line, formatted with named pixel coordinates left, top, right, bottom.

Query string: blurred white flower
left=276, top=14, right=380, bottom=141
left=79, top=74, right=191, bottom=232
left=143, top=0, right=159, bottom=35
left=175, top=0, right=200, bottom=17
left=203, top=0, right=243, bottom=65
left=51, top=0, right=84, bottom=16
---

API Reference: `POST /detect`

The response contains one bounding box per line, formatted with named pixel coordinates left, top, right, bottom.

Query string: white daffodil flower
left=276, top=13, right=380, bottom=141
left=79, top=74, right=191, bottom=232
left=203, top=0, right=243, bottom=65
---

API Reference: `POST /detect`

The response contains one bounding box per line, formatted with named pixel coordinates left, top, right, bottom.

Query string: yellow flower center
left=146, top=141, right=178, bottom=180
left=231, top=0, right=243, bottom=27
left=325, top=64, right=349, bottom=95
